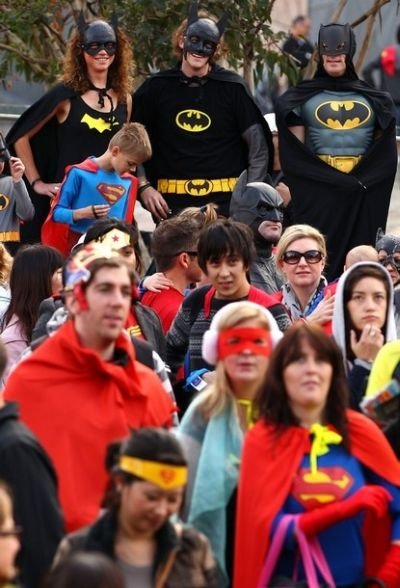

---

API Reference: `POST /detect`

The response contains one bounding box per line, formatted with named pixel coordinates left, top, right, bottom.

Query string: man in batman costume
left=277, top=23, right=397, bottom=282
left=132, top=0, right=273, bottom=219
left=6, top=14, right=133, bottom=244
left=230, top=170, right=284, bottom=294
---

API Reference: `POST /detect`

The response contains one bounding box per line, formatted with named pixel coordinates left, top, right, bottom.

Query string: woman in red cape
left=234, top=323, right=400, bottom=588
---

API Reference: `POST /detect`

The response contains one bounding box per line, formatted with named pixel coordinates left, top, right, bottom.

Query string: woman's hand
left=306, top=292, right=335, bottom=325
left=142, top=272, right=174, bottom=293
left=275, top=181, right=292, bottom=207
left=350, top=324, right=384, bottom=362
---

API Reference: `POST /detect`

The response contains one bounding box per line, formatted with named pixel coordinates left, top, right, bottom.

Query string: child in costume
left=0, top=133, right=34, bottom=250
left=44, top=122, right=151, bottom=254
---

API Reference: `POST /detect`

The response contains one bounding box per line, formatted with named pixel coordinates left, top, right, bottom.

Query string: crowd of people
left=0, top=1, right=400, bottom=587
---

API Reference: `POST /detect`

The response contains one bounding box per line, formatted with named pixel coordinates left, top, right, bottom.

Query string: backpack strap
left=187, top=286, right=210, bottom=327
left=131, top=337, right=154, bottom=369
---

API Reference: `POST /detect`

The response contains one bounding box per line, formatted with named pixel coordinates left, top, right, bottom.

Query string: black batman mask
left=318, top=23, right=356, bottom=58
left=81, top=21, right=117, bottom=56
left=184, top=19, right=220, bottom=58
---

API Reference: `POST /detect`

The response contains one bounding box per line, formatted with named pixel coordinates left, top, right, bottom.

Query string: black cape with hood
left=276, top=69, right=397, bottom=281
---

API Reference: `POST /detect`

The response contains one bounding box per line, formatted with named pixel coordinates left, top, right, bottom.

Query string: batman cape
left=6, top=84, right=77, bottom=243
left=276, top=75, right=397, bottom=281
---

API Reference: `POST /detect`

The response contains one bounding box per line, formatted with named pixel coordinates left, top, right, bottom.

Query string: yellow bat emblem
left=185, top=179, right=213, bottom=196
left=0, top=193, right=9, bottom=211
left=176, top=109, right=211, bottom=132
left=315, top=100, right=371, bottom=130
left=81, top=113, right=112, bottom=133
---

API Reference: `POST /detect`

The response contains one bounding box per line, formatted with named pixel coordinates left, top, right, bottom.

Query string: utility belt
left=0, top=230, right=19, bottom=242
left=317, top=154, right=362, bottom=174
left=157, top=177, right=237, bottom=197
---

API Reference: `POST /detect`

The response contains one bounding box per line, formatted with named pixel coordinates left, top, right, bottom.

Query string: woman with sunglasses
left=6, top=15, right=133, bottom=244
left=274, top=224, right=335, bottom=333
left=0, top=482, right=20, bottom=587
left=332, top=262, right=397, bottom=409
left=178, top=301, right=282, bottom=586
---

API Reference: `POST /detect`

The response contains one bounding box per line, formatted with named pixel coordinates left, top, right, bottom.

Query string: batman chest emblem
left=292, top=466, right=354, bottom=510
left=315, top=100, right=371, bottom=129
left=0, top=193, right=9, bottom=211
left=96, top=183, right=126, bottom=205
left=176, top=109, right=211, bottom=132
left=80, top=114, right=118, bottom=133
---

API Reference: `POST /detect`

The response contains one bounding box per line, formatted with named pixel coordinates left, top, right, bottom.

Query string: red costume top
left=3, top=320, right=174, bottom=531
left=234, top=410, right=400, bottom=588
left=142, top=288, right=184, bottom=333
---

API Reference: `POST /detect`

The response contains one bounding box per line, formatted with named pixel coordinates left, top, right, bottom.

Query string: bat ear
left=77, top=10, right=87, bottom=37
left=111, top=10, right=119, bottom=32
left=216, top=12, right=229, bottom=37
left=187, top=0, right=198, bottom=26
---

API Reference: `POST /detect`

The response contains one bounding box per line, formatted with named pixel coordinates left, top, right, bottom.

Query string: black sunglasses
left=82, top=41, right=117, bottom=56
left=282, top=250, right=323, bottom=265
left=0, top=526, right=22, bottom=538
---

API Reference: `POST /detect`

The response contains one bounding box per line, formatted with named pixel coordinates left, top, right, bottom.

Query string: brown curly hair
left=171, top=11, right=228, bottom=63
left=61, top=25, right=134, bottom=101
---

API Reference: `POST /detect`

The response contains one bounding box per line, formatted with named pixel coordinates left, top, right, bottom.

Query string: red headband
left=217, top=327, right=272, bottom=360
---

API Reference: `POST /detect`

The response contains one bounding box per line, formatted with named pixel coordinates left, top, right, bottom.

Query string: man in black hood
left=230, top=170, right=284, bottom=294
left=277, top=23, right=397, bottom=282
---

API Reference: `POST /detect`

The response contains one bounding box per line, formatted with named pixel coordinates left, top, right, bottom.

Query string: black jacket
left=0, top=402, right=64, bottom=588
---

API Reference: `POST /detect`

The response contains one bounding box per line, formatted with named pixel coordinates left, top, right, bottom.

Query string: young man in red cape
left=3, top=243, right=176, bottom=532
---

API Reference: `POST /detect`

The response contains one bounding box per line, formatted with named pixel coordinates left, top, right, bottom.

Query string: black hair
left=197, top=218, right=256, bottom=273
left=42, top=552, right=124, bottom=588
left=83, top=217, right=142, bottom=274
left=2, top=245, right=65, bottom=340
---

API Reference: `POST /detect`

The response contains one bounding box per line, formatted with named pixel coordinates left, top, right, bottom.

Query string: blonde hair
left=199, top=302, right=271, bottom=420
left=0, top=243, right=12, bottom=286
left=178, top=204, right=219, bottom=229
left=275, top=224, right=327, bottom=268
left=109, top=122, right=152, bottom=163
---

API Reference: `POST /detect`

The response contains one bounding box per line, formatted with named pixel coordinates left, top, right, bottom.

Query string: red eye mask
left=218, top=327, right=272, bottom=359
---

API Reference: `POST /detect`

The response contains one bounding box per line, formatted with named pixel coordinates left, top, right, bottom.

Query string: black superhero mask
left=183, top=0, right=228, bottom=59
left=230, top=171, right=284, bottom=242
left=318, top=23, right=356, bottom=58
left=80, top=21, right=117, bottom=55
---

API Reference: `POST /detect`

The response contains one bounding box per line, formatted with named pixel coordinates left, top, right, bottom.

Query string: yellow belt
left=0, top=231, right=19, bottom=241
left=157, top=177, right=237, bottom=196
left=317, top=154, right=362, bottom=174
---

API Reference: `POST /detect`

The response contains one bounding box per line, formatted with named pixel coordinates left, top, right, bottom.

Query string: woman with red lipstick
left=54, top=428, right=218, bottom=588
left=332, top=262, right=397, bottom=410
left=178, top=301, right=282, bottom=586
left=234, top=323, right=400, bottom=588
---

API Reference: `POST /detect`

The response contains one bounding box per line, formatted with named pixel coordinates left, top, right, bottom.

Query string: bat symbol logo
left=176, top=110, right=211, bottom=132
left=81, top=114, right=115, bottom=133
left=315, top=100, right=371, bottom=129
left=0, top=193, right=9, bottom=211
left=185, top=179, right=212, bottom=196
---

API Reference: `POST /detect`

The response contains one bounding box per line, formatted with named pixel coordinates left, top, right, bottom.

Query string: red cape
left=234, top=410, right=400, bottom=588
left=3, top=321, right=173, bottom=531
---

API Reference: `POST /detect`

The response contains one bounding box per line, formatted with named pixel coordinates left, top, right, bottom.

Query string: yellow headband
left=119, top=456, right=188, bottom=490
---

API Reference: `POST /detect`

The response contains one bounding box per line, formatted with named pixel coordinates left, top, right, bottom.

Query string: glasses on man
left=0, top=526, right=22, bottom=538
left=282, top=250, right=323, bottom=265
